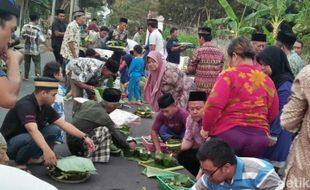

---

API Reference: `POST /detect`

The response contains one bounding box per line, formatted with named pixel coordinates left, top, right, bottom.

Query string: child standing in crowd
left=128, top=45, right=145, bottom=105
left=43, top=62, right=66, bottom=143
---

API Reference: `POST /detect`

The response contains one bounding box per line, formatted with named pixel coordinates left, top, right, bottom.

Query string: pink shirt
left=203, top=64, right=279, bottom=136
left=183, top=116, right=205, bottom=149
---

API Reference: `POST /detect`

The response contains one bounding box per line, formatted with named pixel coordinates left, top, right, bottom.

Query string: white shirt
left=149, top=29, right=165, bottom=56
left=0, top=164, right=57, bottom=190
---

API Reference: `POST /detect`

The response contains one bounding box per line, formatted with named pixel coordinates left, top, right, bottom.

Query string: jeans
left=158, top=125, right=185, bottom=142
left=7, top=124, right=61, bottom=165
left=24, top=54, right=41, bottom=78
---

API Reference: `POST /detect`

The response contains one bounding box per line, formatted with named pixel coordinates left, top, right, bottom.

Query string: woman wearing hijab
left=144, top=51, right=194, bottom=112
left=257, top=46, right=294, bottom=174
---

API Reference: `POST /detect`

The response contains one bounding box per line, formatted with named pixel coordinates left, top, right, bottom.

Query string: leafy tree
left=207, top=0, right=268, bottom=37
left=106, top=0, right=159, bottom=36
left=236, top=0, right=296, bottom=37
left=293, top=0, right=310, bottom=61
left=158, top=0, right=224, bottom=27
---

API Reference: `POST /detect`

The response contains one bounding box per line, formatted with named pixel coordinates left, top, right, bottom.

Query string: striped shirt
left=191, top=156, right=284, bottom=190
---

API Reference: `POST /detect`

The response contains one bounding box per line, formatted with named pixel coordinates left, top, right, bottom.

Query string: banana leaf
left=56, top=156, right=96, bottom=173
left=95, top=88, right=103, bottom=102
left=142, top=166, right=178, bottom=178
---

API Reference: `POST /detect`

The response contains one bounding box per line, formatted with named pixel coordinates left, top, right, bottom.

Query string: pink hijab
left=144, top=51, right=167, bottom=112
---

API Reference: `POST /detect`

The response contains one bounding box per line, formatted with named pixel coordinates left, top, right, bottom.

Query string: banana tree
left=236, top=0, right=296, bottom=37
left=206, top=0, right=267, bottom=37
left=293, top=0, right=310, bottom=61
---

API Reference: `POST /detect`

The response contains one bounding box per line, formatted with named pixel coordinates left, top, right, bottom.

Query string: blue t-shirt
left=129, top=57, right=145, bottom=78
left=166, top=38, right=180, bottom=64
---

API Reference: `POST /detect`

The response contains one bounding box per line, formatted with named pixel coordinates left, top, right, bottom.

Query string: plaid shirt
left=21, top=22, right=45, bottom=55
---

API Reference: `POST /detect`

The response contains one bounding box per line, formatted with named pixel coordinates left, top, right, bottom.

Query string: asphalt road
left=0, top=51, right=191, bottom=190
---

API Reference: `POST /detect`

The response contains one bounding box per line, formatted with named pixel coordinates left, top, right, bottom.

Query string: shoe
left=23, top=77, right=29, bottom=81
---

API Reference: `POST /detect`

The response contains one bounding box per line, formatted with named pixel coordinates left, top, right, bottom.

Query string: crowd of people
left=1, top=0, right=310, bottom=189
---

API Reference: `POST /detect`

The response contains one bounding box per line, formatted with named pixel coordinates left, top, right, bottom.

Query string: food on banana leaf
left=162, top=155, right=179, bottom=168
left=47, top=156, right=96, bottom=182
left=138, top=149, right=151, bottom=161
left=123, top=149, right=135, bottom=157
left=130, top=147, right=151, bottom=161
left=166, top=139, right=182, bottom=151
left=164, top=174, right=194, bottom=188
left=154, top=152, right=165, bottom=165
left=106, top=40, right=126, bottom=49
left=117, top=124, right=131, bottom=138
left=48, top=167, right=90, bottom=181
left=134, top=107, right=153, bottom=118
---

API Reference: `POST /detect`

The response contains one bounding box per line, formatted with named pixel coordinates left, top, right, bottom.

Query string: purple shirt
left=184, top=116, right=205, bottom=149
left=152, top=108, right=189, bottom=134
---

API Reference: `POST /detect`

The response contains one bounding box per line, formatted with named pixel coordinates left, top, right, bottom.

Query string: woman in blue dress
left=257, top=46, right=294, bottom=175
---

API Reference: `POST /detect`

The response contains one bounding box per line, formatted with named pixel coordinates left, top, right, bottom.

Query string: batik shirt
left=21, top=22, right=45, bottom=55
left=188, top=42, right=224, bottom=94
left=183, top=116, right=205, bottom=149
left=202, top=64, right=279, bottom=136
left=61, top=20, right=80, bottom=60
left=287, top=51, right=304, bottom=77
left=108, top=28, right=127, bottom=43
left=67, top=57, right=105, bottom=84
left=160, top=65, right=195, bottom=108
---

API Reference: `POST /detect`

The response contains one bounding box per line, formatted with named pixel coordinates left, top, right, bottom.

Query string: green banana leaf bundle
left=134, top=107, right=154, bottom=118
left=117, top=124, right=131, bottom=138
left=106, top=40, right=126, bottom=49
left=47, top=156, right=96, bottom=182
left=166, top=139, right=182, bottom=151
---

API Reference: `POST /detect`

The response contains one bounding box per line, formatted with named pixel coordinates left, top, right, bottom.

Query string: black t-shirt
left=51, top=20, right=67, bottom=48
left=166, top=38, right=180, bottom=64
left=0, top=94, right=60, bottom=141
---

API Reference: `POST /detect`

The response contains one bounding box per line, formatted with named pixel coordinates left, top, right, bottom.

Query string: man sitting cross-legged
left=67, top=88, right=136, bottom=162
left=0, top=77, right=95, bottom=171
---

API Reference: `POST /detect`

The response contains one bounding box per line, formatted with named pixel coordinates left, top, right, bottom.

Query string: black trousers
left=52, top=45, right=65, bottom=75
left=177, top=148, right=200, bottom=176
